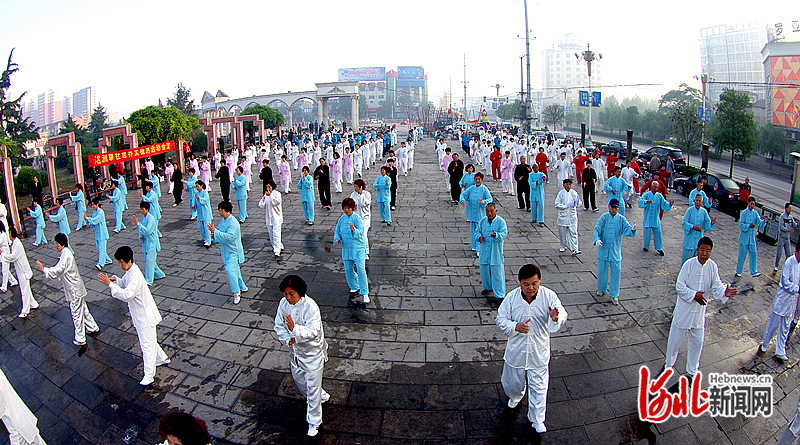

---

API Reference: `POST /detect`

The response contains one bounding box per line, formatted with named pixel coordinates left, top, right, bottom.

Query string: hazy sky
left=1, top=0, right=792, bottom=117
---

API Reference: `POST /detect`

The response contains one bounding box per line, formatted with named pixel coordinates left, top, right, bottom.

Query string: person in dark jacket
left=215, top=158, right=231, bottom=202
left=313, top=158, right=331, bottom=209
left=514, top=156, right=532, bottom=211
left=582, top=159, right=598, bottom=211
left=386, top=159, right=398, bottom=210
left=259, top=159, right=273, bottom=194
left=171, top=167, right=183, bottom=206
left=447, top=153, right=464, bottom=204
left=31, top=175, right=43, bottom=205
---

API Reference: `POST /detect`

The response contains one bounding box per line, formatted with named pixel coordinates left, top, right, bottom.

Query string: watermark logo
left=638, top=366, right=772, bottom=422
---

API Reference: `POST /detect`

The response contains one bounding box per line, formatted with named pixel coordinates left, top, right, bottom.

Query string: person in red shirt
left=631, top=157, right=642, bottom=193
left=535, top=147, right=549, bottom=182
left=490, top=147, right=503, bottom=181
left=573, top=150, right=589, bottom=184
left=606, top=153, right=618, bottom=178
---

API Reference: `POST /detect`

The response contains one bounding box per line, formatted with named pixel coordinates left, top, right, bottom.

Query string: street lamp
left=575, top=44, right=602, bottom=138
left=692, top=73, right=715, bottom=144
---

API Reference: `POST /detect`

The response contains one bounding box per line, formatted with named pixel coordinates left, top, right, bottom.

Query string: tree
left=60, top=114, right=92, bottom=145
left=166, top=83, right=194, bottom=115
left=624, top=106, right=640, bottom=133
left=756, top=124, right=787, bottom=167
left=240, top=104, right=285, bottom=129
left=126, top=106, right=200, bottom=146
left=670, top=101, right=703, bottom=152
left=565, top=110, right=585, bottom=128
left=658, top=83, right=702, bottom=114
left=0, top=49, right=38, bottom=165
left=376, top=100, right=393, bottom=119
left=88, top=104, right=107, bottom=144
left=542, top=104, right=565, bottom=129
left=640, top=110, right=670, bottom=141
left=497, top=100, right=523, bottom=122
left=711, top=88, right=755, bottom=177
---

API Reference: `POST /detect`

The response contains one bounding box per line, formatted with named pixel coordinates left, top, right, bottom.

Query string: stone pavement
left=1, top=128, right=798, bottom=445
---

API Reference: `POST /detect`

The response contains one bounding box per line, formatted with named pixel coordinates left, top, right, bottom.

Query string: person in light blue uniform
left=604, top=167, right=629, bottom=216
left=48, top=197, right=72, bottom=252
left=593, top=198, right=637, bottom=305
left=140, top=181, right=163, bottom=238
left=149, top=171, right=161, bottom=199
left=193, top=180, right=212, bottom=247
left=28, top=199, right=47, bottom=246
left=476, top=203, right=508, bottom=299
left=70, top=184, right=87, bottom=230
left=736, top=196, right=768, bottom=277
left=373, top=166, right=392, bottom=225
left=233, top=166, right=248, bottom=222
left=528, top=164, right=546, bottom=226
left=184, top=168, right=198, bottom=220
left=209, top=201, right=247, bottom=304
left=460, top=164, right=476, bottom=190
left=637, top=182, right=674, bottom=256
left=132, top=201, right=165, bottom=284
left=85, top=197, right=112, bottom=270
left=688, top=179, right=711, bottom=211
left=460, top=172, right=493, bottom=252
left=113, top=171, right=129, bottom=210
left=681, top=194, right=716, bottom=265
left=109, top=180, right=126, bottom=232
left=298, top=166, right=315, bottom=225
left=333, top=197, right=369, bottom=305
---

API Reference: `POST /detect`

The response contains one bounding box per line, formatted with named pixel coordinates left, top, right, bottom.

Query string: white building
left=541, top=33, right=603, bottom=109
left=72, top=86, right=98, bottom=121
left=700, top=23, right=768, bottom=107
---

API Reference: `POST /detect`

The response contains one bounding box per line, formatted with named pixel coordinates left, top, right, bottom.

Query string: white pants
left=501, top=362, right=549, bottom=427
left=408, top=151, right=414, bottom=169
left=70, top=297, right=99, bottom=344
left=1, top=415, right=46, bottom=445
left=18, top=278, right=37, bottom=316
left=558, top=224, right=579, bottom=252
left=762, top=312, right=792, bottom=357
left=136, top=325, right=168, bottom=380
left=267, top=222, right=283, bottom=255
left=665, top=322, right=705, bottom=376
left=281, top=180, right=290, bottom=194
left=2, top=257, right=18, bottom=289
left=355, top=162, right=363, bottom=177
left=596, top=171, right=606, bottom=193
left=502, top=178, right=513, bottom=194
left=364, top=224, right=370, bottom=256
left=484, top=155, right=492, bottom=171
left=398, top=157, right=408, bottom=175
left=334, top=179, right=342, bottom=193
left=291, top=356, right=328, bottom=427
left=345, top=172, right=353, bottom=184
left=167, top=179, right=174, bottom=194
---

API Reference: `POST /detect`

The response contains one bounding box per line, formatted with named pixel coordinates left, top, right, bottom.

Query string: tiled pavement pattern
left=1, top=127, right=798, bottom=445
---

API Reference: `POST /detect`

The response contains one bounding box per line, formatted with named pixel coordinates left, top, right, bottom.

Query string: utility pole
left=462, top=54, right=468, bottom=121
left=523, top=0, right=532, bottom=132
left=576, top=44, right=601, bottom=138
left=519, top=55, right=526, bottom=125
left=492, top=82, right=503, bottom=97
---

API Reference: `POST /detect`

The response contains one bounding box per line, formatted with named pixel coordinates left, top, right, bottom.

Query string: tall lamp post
left=519, top=55, right=527, bottom=125
left=523, top=0, right=532, bottom=132
left=576, top=44, right=601, bottom=139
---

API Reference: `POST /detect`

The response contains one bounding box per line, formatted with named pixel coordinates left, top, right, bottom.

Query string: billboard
left=770, top=56, right=800, bottom=128
left=398, top=66, right=424, bottom=80
left=337, top=67, right=385, bottom=82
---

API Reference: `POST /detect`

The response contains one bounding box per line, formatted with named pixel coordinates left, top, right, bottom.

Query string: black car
left=639, top=146, right=686, bottom=167
left=602, top=140, right=639, bottom=159
left=673, top=173, right=741, bottom=214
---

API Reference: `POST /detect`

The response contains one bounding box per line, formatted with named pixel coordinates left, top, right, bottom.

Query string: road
left=569, top=131, right=793, bottom=211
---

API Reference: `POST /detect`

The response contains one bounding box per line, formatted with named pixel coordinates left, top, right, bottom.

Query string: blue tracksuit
left=86, top=208, right=112, bottom=267
left=373, top=175, right=392, bottom=223
left=48, top=206, right=72, bottom=252
left=298, top=175, right=315, bottom=222
left=604, top=176, right=629, bottom=216
left=137, top=212, right=164, bottom=284
left=194, top=189, right=212, bottom=244
left=681, top=205, right=715, bottom=265
left=29, top=205, right=47, bottom=245
left=737, top=207, right=766, bottom=275
left=477, top=215, right=508, bottom=298
left=333, top=212, right=368, bottom=296
left=528, top=171, right=546, bottom=223
left=593, top=212, right=636, bottom=299
left=233, top=174, right=248, bottom=221
left=460, top=184, right=493, bottom=250
left=215, top=215, right=246, bottom=294
left=638, top=191, right=672, bottom=251
left=109, top=187, right=126, bottom=231
left=70, top=190, right=87, bottom=229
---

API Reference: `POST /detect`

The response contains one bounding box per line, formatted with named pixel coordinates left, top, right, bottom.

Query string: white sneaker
left=532, top=423, right=547, bottom=433
left=777, top=354, right=789, bottom=361
left=321, top=391, right=330, bottom=403
left=361, top=295, right=370, bottom=304
left=139, top=376, right=154, bottom=386
left=559, top=247, right=566, bottom=252
left=307, top=424, right=319, bottom=437
left=233, top=293, right=241, bottom=304
left=156, top=358, right=171, bottom=366
left=73, top=340, right=86, bottom=346
left=597, top=290, right=604, bottom=296
left=507, top=397, right=521, bottom=409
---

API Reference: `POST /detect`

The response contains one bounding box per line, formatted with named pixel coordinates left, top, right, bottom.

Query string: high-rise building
left=440, top=90, right=451, bottom=110
left=762, top=41, right=800, bottom=128
left=72, top=86, right=98, bottom=121
left=700, top=23, right=768, bottom=107
left=541, top=33, right=603, bottom=109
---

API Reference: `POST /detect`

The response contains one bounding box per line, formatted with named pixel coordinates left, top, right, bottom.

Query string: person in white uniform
left=554, top=179, right=581, bottom=255
left=664, top=237, right=737, bottom=376
left=349, top=179, right=372, bottom=259
left=496, top=264, right=567, bottom=434
left=759, top=242, right=800, bottom=361
left=257, top=180, right=284, bottom=258
left=0, top=223, right=18, bottom=293
left=553, top=152, right=571, bottom=183
left=274, top=275, right=329, bottom=437
left=36, top=233, right=100, bottom=346
left=98, top=246, right=170, bottom=386
left=2, top=228, right=37, bottom=318
left=0, top=369, right=46, bottom=445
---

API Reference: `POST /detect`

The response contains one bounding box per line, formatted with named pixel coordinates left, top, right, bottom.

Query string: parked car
left=639, top=146, right=686, bottom=167
left=602, top=140, right=639, bottom=159
left=673, top=173, right=741, bottom=214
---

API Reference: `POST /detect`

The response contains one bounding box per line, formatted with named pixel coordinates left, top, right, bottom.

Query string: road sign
left=579, top=90, right=590, bottom=107
left=698, top=107, right=704, bottom=119
left=592, top=91, right=601, bottom=107
left=704, top=108, right=712, bottom=122
left=566, top=106, right=571, bottom=113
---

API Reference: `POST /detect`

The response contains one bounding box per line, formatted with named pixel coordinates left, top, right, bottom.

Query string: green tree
left=13, top=166, right=47, bottom=197
left=0, top=49, right=38, bottom=165
left=756, top=124, right=787, bottom=167
left=60, top=114, right=92, bottom=146
left=376, top=100, right=393, bottom=119
left=88, top=104, right=107, bottom=144
left=658, top=83, right=702, bottom=114
left=542, top=104, right=565, bottom=129
left=126, top=105, right=200, bottom=146
left=497, top=100, right=522, bottom=122
left=621, top=95, right=658, bottom=112
left=624, top=106, right=640, bottom=134
left=240, top=104, right=285, bottom=129
left=565, top=110, right=585, bottom=128
left=711, top=88, right=755, bottom=177
left=166, top=83, right=195, bottom=115
left=670, top=101, right=703, bottom=152
left=640, top=109, right=670, bottom=140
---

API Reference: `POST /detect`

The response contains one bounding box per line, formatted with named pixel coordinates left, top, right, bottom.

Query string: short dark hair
left=787, top=202, right=792, bottom=210
left=144, top=181, right=153, bottom=190
left=342, top=198, right=356, bottom=210
left=54, top=233, right=69, bottom=247
left=195, top=180, right=205, bottom=189
left=158, top=411, right=210, bottom=445
left=114, top=246, right=134, bottom=263
left=748, top=196, right=756, bottom=203
left=91, top=197, right=101, bottom=206
left=518, top=264, right=541, bottom=281
left=9, top=227, right=18, bottom=238
left=474, top=172, right=484, bottom=180
left=279, top=275, right=307, bottom=297
left=697, top=236, right=714, bottom=249
left=140, top=201, right=150, bottom=211
left=354, top=179, right=366, bottom=189
left=218, top=201, right=233, bottom=212
left=56, top=197, right=64, bottom=205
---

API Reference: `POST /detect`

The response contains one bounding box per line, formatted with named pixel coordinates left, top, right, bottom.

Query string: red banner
left=88, top=140, right=176, bottom=167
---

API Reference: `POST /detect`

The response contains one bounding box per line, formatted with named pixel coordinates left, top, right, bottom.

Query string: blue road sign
left=698, top=107, right=704, bottom=119
left=592, top=91, right=601, bottom=107
left=704, top=108, right=712, bottom=122
left=579, top=91, right=590, bottom=107
left=566, top=106, right=571, bottom=113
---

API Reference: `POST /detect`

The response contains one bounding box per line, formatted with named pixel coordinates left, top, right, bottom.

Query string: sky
left=1, top=0, right=794, bottom=118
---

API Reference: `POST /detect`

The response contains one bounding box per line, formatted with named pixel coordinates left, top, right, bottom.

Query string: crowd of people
left=2, top=120, right=799, bottom=442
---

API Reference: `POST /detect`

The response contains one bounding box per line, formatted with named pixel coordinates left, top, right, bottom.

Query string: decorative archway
left=315, top=81, right=360, bottom=131
left=1, top=144, right=22, bottom=232
left=46, top=132, right=84, bottom=198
